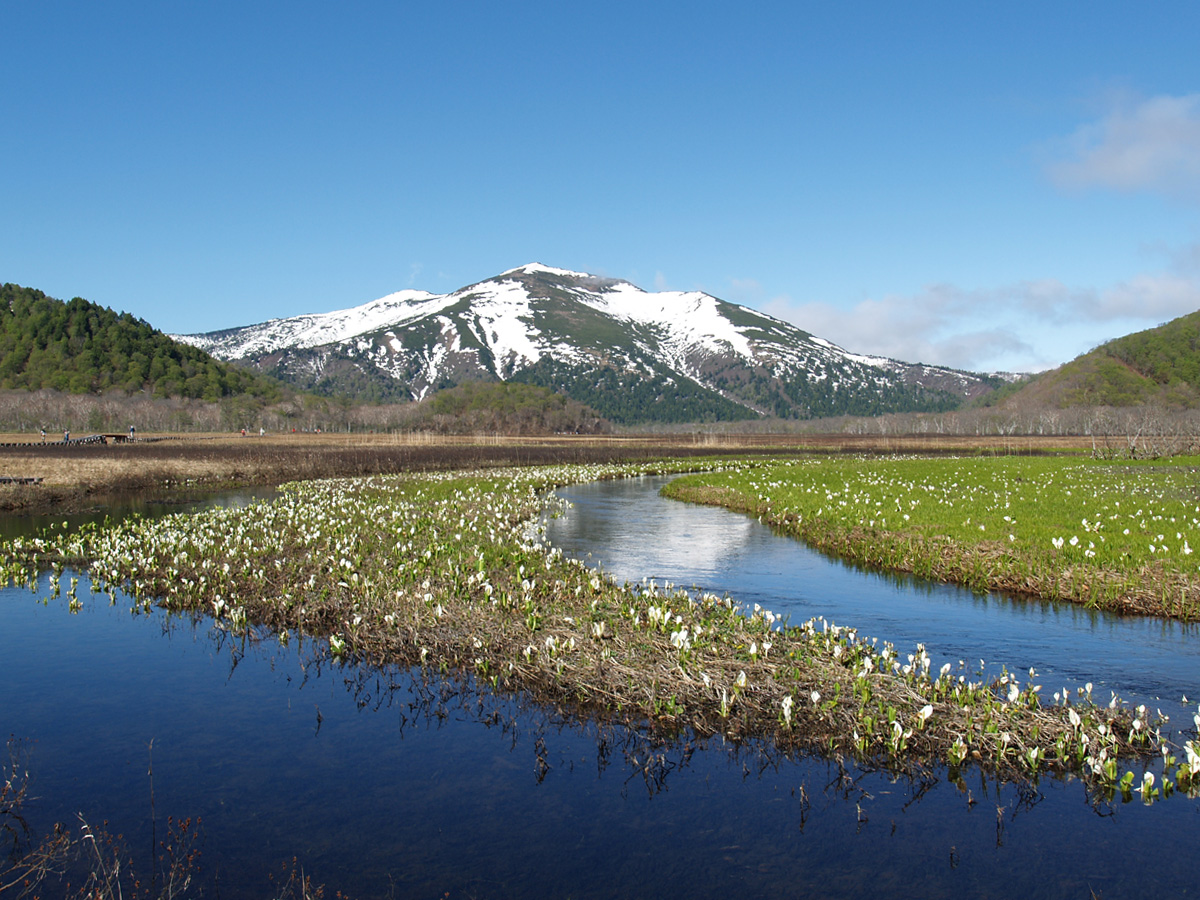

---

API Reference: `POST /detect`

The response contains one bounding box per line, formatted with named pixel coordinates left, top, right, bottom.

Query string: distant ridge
left=177, top=263, right=1002, bottom=424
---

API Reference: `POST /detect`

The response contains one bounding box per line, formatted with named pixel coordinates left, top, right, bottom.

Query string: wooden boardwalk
left=0, top=433, right=137, bottom=448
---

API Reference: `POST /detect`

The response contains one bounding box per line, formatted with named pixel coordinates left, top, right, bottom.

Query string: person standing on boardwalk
left=40, top=428, right=45, bottom=443
left=129, top=425, right=135, bottom=440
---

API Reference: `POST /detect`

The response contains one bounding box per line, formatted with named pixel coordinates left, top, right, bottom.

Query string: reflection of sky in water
left=6, top=577, right=1199, bottom=899
left=4, top=490, right=1199, bottom=896
left=546, top=477, right=1200, bottom=726
left=545, top=475, right=763, bottom=586
left=0, top=487, right=277, bottom=542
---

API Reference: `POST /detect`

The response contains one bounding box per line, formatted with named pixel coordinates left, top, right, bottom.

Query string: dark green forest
left=1102, top=310, right=1200, bottom=388
left=262, top=348, right=414, bottom=403
left=724, top=362, right=968, bottom=420
left=417, top=381, right=607, bottom=433
left=0, top=283, right=283, bottom=401
left=512, top=359, right=760, bottom=425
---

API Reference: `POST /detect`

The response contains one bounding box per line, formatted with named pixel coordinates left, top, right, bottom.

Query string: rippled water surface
left=3, top=478, right=1199, bottom=898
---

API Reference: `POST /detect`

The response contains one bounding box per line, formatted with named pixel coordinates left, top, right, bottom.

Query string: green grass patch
left=663, top=454, right=1200, bottom=620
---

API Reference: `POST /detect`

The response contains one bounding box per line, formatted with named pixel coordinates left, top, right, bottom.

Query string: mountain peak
left=500, top=262, right=595, bottom=279
left=175, top=264, right=1000, bottom=422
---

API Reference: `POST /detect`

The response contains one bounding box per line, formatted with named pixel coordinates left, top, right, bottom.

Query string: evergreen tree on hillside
left=0, top=283, right=283, bottom=401
left=999, top=308, right=1200, bottom=411
left=1101, top=310, right=1200, bottom=387
left=416, top=382, right=606, bottom=434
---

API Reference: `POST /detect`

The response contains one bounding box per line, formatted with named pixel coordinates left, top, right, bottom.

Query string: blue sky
left=4, top=2, right=1199, bottom=373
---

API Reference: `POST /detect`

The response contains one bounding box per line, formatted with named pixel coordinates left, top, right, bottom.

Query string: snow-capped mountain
left=176, top=263, right=1001, bottom=423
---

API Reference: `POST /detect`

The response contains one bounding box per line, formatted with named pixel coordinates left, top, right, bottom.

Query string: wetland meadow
left=1, top=434, right=1198, bottom=897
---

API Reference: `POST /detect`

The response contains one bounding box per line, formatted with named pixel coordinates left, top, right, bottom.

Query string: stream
left=1, top=477, right=1197, bottom=898
left=542, top=476, right=1200, bottom=725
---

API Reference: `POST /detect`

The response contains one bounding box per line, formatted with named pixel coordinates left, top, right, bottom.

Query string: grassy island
left=663, top=455, right=1200, bottom=620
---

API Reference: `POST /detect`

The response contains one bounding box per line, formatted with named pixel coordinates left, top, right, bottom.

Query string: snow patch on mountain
left=808, top=335, right=892, bottom=369
left=179, top=289, right=443, bottom=357
left=500, top=262, right=593, bottom=280
left=586, top=284, right=755, bottom=368
left=464, top=279, right=546, bottom=372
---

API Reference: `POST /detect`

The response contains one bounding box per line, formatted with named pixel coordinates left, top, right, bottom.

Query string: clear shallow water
left=2, top=480, right=1199, bottom=898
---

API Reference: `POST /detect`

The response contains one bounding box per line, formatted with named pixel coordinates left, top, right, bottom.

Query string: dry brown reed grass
left=0, top=431, right=1094, bottom=516
left=0, top=432, right=723, bottom=512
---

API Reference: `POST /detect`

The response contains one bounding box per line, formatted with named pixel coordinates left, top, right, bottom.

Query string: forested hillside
left=1003, top=309, right=1200, bottom=410
left=409, top=381, right=608, bottom=434
left=510, top=359, right=758, bottom=424
left=0, top=283, right=283, bottom=401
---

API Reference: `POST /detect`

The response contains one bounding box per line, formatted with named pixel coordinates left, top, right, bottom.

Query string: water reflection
left=6, top=573, right=1198, bottom=899
left=545, top=477, right=1200, bottom=727
left=6, top=477, right=1200, bottom=899
left=0, top=487, right=277, bottom=541
left=546, top=474, right=763, bottom=582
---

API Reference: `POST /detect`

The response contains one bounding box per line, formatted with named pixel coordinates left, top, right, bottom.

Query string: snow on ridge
left=842, top=350, right=897, bottom=369
left=501, top=262, right=594, bottom=279
left=182, top=289, right=449, bottom=357
left=182, top=264, right=785, bottom=373
left=806, top=334, right=896, bottom=370
left=290, top=290, right=445, bottom=345
left=583, top=282, right=754, bottom=360
left=457, top=279, right=546, bottom=375
left=175, top=264, right=991, bottom=403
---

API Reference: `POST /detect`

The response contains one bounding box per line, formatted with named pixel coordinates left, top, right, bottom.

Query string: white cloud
left=763, top=291, right=1041, bottom=372
left=1003, top=269, right=1200, bottom=324
left=1092, top=271, right=1200, bottom=322
left=1048, top=93, right=1200, bottom=200
left=762, top=253, right=1200, bottom=373
left=1167, top=242, right=1200, bottom=277
left=654, top=271, right=671, bottom=292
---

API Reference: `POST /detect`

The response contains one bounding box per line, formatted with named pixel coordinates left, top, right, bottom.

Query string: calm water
left=2, top=478, right=1199, bottom=898
left=545, top=476, right=1200, bottom=724
left=0, top=487, right=277, bottom=542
